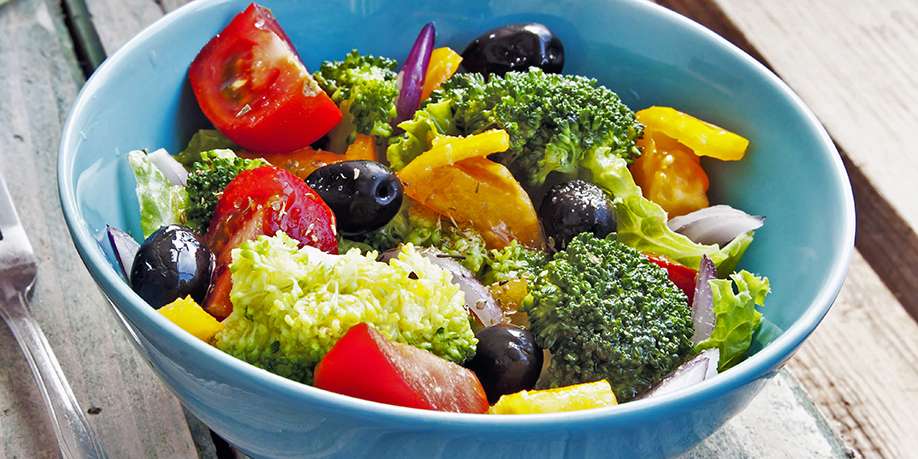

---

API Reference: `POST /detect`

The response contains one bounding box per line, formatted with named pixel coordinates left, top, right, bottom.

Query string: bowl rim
left=58, top=0, right=854, bottom=427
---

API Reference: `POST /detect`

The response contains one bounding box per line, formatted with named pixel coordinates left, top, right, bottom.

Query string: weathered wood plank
left=0, top=0, right=198, bottom=457
left=789, top=252, right=918, bottom=458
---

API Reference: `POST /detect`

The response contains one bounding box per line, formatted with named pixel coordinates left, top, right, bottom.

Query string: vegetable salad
left=109, top=3, right=772, bottom=415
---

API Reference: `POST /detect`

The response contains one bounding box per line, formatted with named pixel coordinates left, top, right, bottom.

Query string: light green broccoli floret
left=524, top=233, right=693, bottom=401
left=215, top=232, right=477, bottom=383
left=481, top=241, right=548, bottom=285
left=350, top=203, right=490, bottom=274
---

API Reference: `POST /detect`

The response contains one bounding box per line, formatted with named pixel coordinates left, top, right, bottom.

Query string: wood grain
left=789, top=252, right=918, bottom=458
left=0, top=0, right=198, bottom=457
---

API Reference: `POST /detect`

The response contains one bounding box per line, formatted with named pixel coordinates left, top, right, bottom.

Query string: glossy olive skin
left=540, top=180, right=616, bottom=251
left=467, top=324, right=543, bottom=403
left=130, top=225, right=214, bottom=309
left=306, top=160, right=403, bottom=236
left=460, top=23, right=564, bottom=76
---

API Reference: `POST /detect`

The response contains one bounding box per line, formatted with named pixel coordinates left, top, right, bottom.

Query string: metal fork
left=0, top=174, right=106, bottom=458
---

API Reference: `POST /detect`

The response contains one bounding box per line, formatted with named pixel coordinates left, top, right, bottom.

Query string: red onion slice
left=692, top=255, right=716, bottom=344
left=641, top=349, right=720, bottom=399
left=667, top=205, right=764, bottom=246
left=106, top=225, right=140, bottom=278
left=147, top=148, right=188, bottom=186
left=395, top=22, right=436, bottom=124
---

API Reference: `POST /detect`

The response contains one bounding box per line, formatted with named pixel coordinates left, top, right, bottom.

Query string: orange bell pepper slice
left=242, top=134, right=378, bottom=179
left=402, top=157, right=544, bottom=249
left=421, top=47, right=463, bottom=101
left=344, top=133, right=377, bottom=161
left=636, top=106, right=749, bottom=161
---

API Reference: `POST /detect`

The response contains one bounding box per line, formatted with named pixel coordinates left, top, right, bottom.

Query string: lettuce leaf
left=581, top=148, right=753, bottom=272
left=174, top=129, right=237, bottom=167
left=127, top=150, right=188, bottom=238
left=695, top=271, right=771, bottom=370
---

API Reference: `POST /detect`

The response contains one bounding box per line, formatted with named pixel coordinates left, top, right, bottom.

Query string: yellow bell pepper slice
left=636, top=106, right=749, bottom=160
left=421, top=47, right=463, bottom=101
left=159, top=296, right=224, bottom=342
left=398, top=129, right=510, bottom=179
left=489, top=380, right=618, bottom=414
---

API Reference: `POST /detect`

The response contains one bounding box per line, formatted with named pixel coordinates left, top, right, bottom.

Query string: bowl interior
left=61, top=0, right=851, bottom=407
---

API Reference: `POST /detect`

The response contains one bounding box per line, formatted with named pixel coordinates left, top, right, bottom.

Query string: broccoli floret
left=315, top=50, right=398, bottom=151
left=174, top=129, right=237, bottom=167
left=387, top=68, right=642, bottom=185
left=215, top=233, right=476, bottom=383
left=482, top=241, right=548, bottom=285
left=353, top=203, right=490, bottom=274
left=524, top=233, right=693, bottom=401
left=185, top=150, right=267, bottom=232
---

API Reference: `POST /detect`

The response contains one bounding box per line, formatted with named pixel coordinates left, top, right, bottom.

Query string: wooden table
left=1, top=0, right=915, bottom=457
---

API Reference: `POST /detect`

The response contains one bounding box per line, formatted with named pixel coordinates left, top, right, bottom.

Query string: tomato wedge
left=203, top=166, right=337, bottom=319
left=315, top=323, right=489, bottom=413
left=189, top=3, right=341, bottom=153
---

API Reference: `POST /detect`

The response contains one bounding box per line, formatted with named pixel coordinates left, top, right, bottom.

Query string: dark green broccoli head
left=185, top=150, right=267, bottom=233
left=388, top=68, right=642, bottom=184
left=524, top=232, right=693, bottom=401
left=315, top=50, right=398, bottom=150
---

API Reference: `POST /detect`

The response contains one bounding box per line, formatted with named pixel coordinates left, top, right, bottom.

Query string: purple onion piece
left=380, top=247, right=502, bottom=327
left=641, top=349, right=720, bottom=399
left=692, top=255, right=717, bottom=344
left=106, top=225, right=140, bottom=279
left=667, top=205, right=764, bottom=246
left=148, top=148, right=188, bottom=186
left=395, top=22, right=436, bottom=124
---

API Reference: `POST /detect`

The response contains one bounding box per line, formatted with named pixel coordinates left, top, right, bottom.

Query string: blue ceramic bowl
left=58, top=0, right=854, bottom=457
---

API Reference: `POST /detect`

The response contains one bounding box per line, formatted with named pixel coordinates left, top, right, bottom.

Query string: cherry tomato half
left=189, top=4, right=341, bottom=154
left=631, top=132, right=710, bottom=217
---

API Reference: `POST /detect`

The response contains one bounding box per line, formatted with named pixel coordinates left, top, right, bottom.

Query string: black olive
left=539, top=180, right=616, bottom=251
left=130, top=225, right=214, bottom=309
left=467, top=324, right=543, bottom=403
left=306, top=160, right=403, bottom=236
left=460, top=23, right=564, bottom=77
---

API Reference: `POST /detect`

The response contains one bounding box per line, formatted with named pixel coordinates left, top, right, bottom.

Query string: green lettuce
left=581, top=148, right=753, bottom=272
left=127, top=150, right=188, bottom=238
left=215, top=232, right=477, bottom=383
left=174, top=129, right=237, bottom=167
left=695, top=270, right=771, bottom=370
